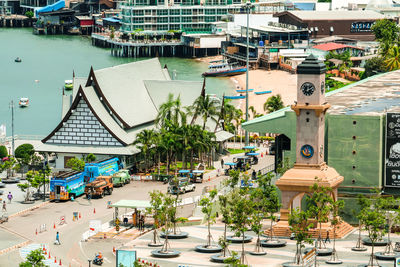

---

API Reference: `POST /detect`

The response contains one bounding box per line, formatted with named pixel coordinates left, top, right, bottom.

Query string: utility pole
left=244, top=1, right=252, bottom=146
left=9, top=100, right=14, bottom=156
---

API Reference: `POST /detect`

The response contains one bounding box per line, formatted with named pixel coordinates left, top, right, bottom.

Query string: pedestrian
left=139, top=215, right=144, bottom=231
left=56, top=231, right=60, bottom=245
left=220, top=158, right=224, bottom=167
left=7, top=192, right=12, bottom=203
left=87, top=191, right=92, bottom=201
left=325, top=231, right=330, bottom=244
left=252, top=169, right=256, bottom=180
left=2, top=201, right=6, bottom=212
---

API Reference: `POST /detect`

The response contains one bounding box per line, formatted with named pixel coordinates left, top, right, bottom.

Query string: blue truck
left=50, top=157, right=121, bottom=201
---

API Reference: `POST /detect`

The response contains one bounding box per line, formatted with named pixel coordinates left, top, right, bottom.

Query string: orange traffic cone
left=79, top=212, right=81, bottom=219
left=59, top=259, right=62, bottom=266
left=53, top=223, right=56, bottom=229
left=36, top=229, right=37, bottom=235
left=42, top=247, right=45, bottom=252
left=48, top=251, right=51, bottom=259
left=54, top=256, right=57, bottom=263
left=103, top=233, right=106, bottom=239
left=113, top=247, right=116, bottom=253
left=44, top=249, right=47, bottom=255
left=93, top=208, right=96, bottom=214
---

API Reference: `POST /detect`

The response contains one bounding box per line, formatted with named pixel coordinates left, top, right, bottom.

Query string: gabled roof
left=312, top=42, right=364, bottom=51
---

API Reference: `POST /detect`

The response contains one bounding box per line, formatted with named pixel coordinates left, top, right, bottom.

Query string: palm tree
left=156, top=94, right=186, bottom=128
left=385, top=45, right=400, bottom=71
left=249, top=106, right=257, bottom=119
left=191, top=95, right=219, bottom=130
left=263, top=94, right=284, bottom=113
left=133, top=129, right=156, bottom=173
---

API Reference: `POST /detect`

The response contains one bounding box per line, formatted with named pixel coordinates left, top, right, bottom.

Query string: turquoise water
left=0, top=28, right=234, bottom=136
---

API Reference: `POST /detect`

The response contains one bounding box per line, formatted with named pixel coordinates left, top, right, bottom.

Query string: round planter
left=0, top=182, right=5, bottom=188
left=351, top=246, right=367, bottom=252
left=325, top=259, right=343, bottom=265
left=261, top=239, right=287, bottom=248
left=148, top=242, right=163, bottom=247
left=362, top=238, right=388, bottom=246
left=304, top=247, right=333, bottom=256
left=2, top=178, right=20, bottom=184
left=358, top=265, right=382, bottom=267
left=210, top=253, right=239, bottom=263
left=21, top=200, right=35, bottom=204
left=249, top=250, right=267, bottom=256
left=226, top=235, right=253, bottom=243
left=195, top=245, right=222, bottom=253
left=160, top=232, right=188, bottom=239
left=0, top=190, right=3, bottom=195
left=374, top=251, right=400, bottom=261
left=281, top=262, right=303, bottom=267
left=151, top=249, right=181, bottom=258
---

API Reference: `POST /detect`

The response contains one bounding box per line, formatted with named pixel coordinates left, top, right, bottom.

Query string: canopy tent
left=178, top=170, right=190, bottom=174
left=110, top=199, right=151, bottom=209
left=243, top=146, right=256, bottom=149
left=247, top=152, right=260, bottom=156
left=224, top=162, right=237, bottom=166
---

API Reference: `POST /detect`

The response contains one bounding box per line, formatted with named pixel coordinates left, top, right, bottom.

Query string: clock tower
left=292, top=54, right=330, bottom=166
left=270, top=55, right=352, bottom=239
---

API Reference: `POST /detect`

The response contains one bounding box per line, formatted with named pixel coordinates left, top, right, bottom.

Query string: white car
left=168, top=177, right=196, bottom=194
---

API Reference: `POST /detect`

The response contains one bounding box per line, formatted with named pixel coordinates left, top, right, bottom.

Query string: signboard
left=350, top=21, right=374, bottom=33
left=116, top=250, right=136, bottom=267
left=385, top=113, right=400, bottom=187
left=303, top=248, right=316, bottom=267
left=395, top=257, right=400, bottom=267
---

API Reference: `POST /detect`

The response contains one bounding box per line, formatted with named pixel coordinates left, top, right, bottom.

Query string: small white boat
left=19, top=98, right=29, bottom=107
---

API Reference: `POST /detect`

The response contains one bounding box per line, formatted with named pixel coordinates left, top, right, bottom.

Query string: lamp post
left=9, top=100, right=15, bottom=156
left=244, top=1, right=252, bottom=146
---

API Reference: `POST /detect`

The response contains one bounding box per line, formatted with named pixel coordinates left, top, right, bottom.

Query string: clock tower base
left=265, top=163, right=353, bottom=239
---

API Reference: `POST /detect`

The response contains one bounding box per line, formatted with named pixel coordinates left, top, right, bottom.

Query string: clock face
left=321, top=81, right=325, bottom=94
left=301, top=82, right=315, bottom=96
left=300, top=144, right=314, bottom=159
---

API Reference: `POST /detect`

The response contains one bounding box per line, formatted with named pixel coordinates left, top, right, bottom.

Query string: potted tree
left=326, top=198, right=344, bottom=264
left=195, top=189, right=222, bottom=253
left=282, top=208, right=314, bottom=267
left=249, top=185, right=266, bottom=255
left=147, top=190, right=164, bottom=247
left=307, top=182, right=334, bottom=256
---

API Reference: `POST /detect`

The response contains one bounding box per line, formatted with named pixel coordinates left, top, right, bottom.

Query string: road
left=0, top=152, right=273, bottom=266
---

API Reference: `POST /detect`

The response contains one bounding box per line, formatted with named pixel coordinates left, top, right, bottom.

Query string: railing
left=0, top=135, right=45, bottom=144
left=259, top=163, right=275, bottom=176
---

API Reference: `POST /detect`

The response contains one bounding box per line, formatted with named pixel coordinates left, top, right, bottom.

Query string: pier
left=0, top=15, right=32, bottom=27
left=91, top=33, right=220, bottom=58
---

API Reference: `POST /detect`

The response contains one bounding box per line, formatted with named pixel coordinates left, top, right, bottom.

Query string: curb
left=9, top=201, right=50, bottom=219
left=0, top=240, right=30, bottom=255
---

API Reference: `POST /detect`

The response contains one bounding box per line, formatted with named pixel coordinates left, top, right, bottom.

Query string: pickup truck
left=85, top=176, right=113, bottom=198
left=112, top=170, right=131, bottom=187
left=168, top=177, right=196, bottom=194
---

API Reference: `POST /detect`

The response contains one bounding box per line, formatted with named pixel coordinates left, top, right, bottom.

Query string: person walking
left=220, top=158, right=224, bottom=168
left=325, top=231, right=330, bottom=244
left=7, top=192, right=12, bottom=203
left=139, top=215, right=144, bottom=231
left=2, top=201, right=6, bottom=212
left=56, top=232, right=60, bottom=245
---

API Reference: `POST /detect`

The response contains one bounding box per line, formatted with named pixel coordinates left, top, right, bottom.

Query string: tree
left=385, top=46, right=400, bottom=71
left=364, top=57, right=388, bottom=78
left=327, top=198, right=344, bottom=264
left=110, top=26, right=115, bottom=39
left=191, top=94, right=218, bottom=130
left=15, top=144, right=35, bottom=178
left=85, top=153, right=96, bottom=163
left=357, top=191, right=389, bottom=267
left=0, top=157, right=16, bottom=178
left=218, top=193, right=232, bottom=258
left=263, top=94, right=284, bottom=113
left=147, top=190, right=164, bottom=246
left=133, top=129, right=156, bottom=173
left=25, top=11, right=34, bottom=19
left=307, top=182, right=333, bottom=251
left=0, top=145, right=7, bottom=158
left=17, top=170, right=50, bottom=202
left=288, top=208, right=314, bottom=265
left=228, top=179, right=255, bottom=264
left=371, top=19, right=399, bottom=47
left=199, top=189, right=218, bottom=248
left=19, top=248, right=46, bottom=267
left=66, top=157, right=85, bottom=171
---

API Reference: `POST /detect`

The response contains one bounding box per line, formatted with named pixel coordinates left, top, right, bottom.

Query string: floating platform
left=254, top=90, right=272, bottom=95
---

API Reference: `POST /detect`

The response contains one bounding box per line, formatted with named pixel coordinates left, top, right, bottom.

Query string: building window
left=170, top=17, right=180, bottom=23
left=182, top=9, right=192, bottom=15
left=205, top=9, right=216, bottom=15
left=170, top=9, right=180, bottom=15
left=156, top=10, right=168, bottom=16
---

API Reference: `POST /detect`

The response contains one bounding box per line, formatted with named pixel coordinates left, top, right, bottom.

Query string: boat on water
left=15, top=57, right=21, bottom=62
left=236, top=89, right=254, bottom=93
left=254, top=90, right=272, bottom=95
left=64, top=80, right=73, bottom=90
left=202, top=62, right=246, bottom=77
left=19, top=97, right=29, bottom=107
left=224, top=95, right=245, bottom=100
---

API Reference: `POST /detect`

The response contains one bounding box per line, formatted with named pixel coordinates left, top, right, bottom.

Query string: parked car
left=85, top=176, right=113, bottom=198
left=112, top=170, right=131, bottom=187
left=168, top=177, right=195, bottom=194
left=191, top=170, right=204, bottom=183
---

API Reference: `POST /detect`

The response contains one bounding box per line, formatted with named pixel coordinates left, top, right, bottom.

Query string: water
left=0, top=28, right=234, bottom=136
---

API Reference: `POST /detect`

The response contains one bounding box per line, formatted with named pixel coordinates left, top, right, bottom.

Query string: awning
left=215, top=130, right=234, bottom=142
left=109, top=200, right=151, bottom=209
left=243, top=146, right=256, bottom=149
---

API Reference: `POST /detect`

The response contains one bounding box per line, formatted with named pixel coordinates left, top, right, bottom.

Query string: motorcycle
left=93, top=254, right=103, bottom=265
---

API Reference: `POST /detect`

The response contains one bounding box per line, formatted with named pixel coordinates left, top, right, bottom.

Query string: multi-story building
left=120, top=0, right=286, bottom=33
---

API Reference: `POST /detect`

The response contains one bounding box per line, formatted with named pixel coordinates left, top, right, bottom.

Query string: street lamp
left=244, top=1, right=253, bottom=146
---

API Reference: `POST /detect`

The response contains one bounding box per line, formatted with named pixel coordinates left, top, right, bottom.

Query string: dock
left=0, top=15, right=32, bottom=27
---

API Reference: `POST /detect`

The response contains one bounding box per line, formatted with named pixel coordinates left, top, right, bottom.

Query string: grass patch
left=228, top=148, right=246, bottom=154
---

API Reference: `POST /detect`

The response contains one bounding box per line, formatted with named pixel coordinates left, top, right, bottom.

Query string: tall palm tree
left=263, top=94, right=284, bottom=113
left=133, top=129, right=156, bottom=173
left=385, top=45, right=400, bottom=71
left=156, top=93, right=186, bottom=128
left=191, top=95, right=219, bottom=130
